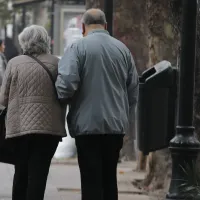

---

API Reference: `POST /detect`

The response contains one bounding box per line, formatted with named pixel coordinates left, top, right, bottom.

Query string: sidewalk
left=0, top=159, right=149, bottom=200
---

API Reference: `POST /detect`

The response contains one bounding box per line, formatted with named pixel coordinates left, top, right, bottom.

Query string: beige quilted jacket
left=0, top=54, right=66, bottom=139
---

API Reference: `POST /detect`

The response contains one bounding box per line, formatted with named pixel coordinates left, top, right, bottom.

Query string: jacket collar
left=88, top=29, right=110, bottom=35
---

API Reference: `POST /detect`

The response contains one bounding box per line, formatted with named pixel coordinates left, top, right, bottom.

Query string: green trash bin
left=137, top=61, right=177, bottom=155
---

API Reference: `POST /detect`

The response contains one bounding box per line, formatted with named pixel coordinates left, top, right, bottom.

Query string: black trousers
left=11, top=134, right=60, bottom=200
left=75, top=134, right=124, bottom=200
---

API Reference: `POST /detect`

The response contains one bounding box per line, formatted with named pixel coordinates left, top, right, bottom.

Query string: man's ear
left=82, top=24, right=86, bottom=36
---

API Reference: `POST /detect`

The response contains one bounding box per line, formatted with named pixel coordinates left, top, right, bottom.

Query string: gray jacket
left=56, top=30, right=139, bottom=137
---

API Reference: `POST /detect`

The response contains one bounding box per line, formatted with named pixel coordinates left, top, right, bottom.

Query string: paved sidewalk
left=0, top=159, right=149, bottom=200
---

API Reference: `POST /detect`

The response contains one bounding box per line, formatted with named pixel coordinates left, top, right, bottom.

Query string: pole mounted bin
left=137, top=61, right=177, bottom=155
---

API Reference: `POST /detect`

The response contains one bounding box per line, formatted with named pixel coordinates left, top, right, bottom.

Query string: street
left=0, top=159, right=149, bottom=200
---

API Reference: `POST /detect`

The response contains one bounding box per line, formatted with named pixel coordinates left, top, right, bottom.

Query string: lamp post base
left=166, top=126, right=200, bottom=200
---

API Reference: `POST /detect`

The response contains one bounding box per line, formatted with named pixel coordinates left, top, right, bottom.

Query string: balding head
left=81, top=9, right=107, bottom=37
left=82, top=9, right=107, bottom=25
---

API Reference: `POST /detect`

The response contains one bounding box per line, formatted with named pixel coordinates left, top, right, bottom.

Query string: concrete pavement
left=0, top=159, right=149, bottom=200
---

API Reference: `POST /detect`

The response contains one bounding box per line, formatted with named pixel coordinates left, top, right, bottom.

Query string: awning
left=13, top=0, right=45, bottom=7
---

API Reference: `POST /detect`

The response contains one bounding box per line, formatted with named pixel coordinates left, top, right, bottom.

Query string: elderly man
left=56, top=8, right=139, bottom=200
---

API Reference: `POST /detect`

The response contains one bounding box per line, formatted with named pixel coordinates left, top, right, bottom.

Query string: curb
left=57, top=187, right=148, bottom=195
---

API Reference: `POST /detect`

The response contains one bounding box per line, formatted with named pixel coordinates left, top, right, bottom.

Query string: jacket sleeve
left=55, top=43, right=81, bottom=102
left=127, top=52, right=139, bottom=108
left=127, top=52, right=139, bottom=136
left=0, top=61, right=12, bottom=107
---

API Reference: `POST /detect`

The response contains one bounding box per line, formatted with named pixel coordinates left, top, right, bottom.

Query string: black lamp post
left=166, top=0, right=200, bottom=199
left=104, top=0, right=113, bottom=36
left=22, top=6, right=26, bottom=29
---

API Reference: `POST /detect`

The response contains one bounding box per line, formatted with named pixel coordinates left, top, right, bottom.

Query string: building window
left=54, top=4, right=85, bottom=56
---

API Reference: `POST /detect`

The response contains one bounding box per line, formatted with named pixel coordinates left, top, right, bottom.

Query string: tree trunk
left=114, top=0, right=149, bottom=74
left=141, top=0, right=180, bottom=193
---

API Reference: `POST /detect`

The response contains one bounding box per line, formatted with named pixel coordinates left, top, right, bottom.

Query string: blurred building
left=54, top=0, right=85, bottom=56
left=11, top=0, right=85, bottom=55
left=11, top=0, right=48, bottom=51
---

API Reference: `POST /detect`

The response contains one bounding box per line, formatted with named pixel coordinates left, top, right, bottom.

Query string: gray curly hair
left=18, top=25, right=51, bottom=55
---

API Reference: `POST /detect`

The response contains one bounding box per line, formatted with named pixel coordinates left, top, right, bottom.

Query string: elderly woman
left=0, top=25, right=66, bottom=200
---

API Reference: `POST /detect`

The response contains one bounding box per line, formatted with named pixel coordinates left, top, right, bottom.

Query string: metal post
left=51, top=0, right=55, bottom=54
left=104, top=0, right=113, bottom=36
left=166, top=0, right=200, bottom=199
left=12, top=13, right=16, bottom=43
left=4, top=25, right=7, bottom=39
left=22, top=6, right=26, bottom=29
